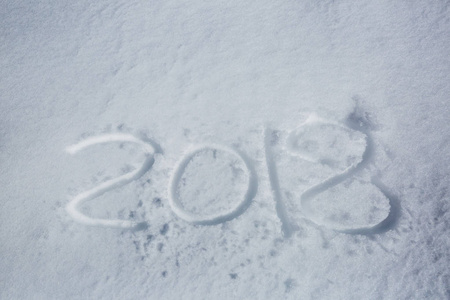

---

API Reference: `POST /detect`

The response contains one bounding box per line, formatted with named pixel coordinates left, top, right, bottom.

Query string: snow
left=1, top=0, right=450, bottom=299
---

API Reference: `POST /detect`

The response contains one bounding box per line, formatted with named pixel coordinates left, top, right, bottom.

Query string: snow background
left=1, top=0, right=449, bottom=299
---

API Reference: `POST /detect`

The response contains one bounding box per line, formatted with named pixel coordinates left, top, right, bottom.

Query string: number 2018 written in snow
left=65, top=115, right=395, bottom=237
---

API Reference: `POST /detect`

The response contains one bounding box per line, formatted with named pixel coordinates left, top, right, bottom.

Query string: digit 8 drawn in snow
left=65, top=112, right=398, bottom=236
left=284, top=113, right=396, bottom=235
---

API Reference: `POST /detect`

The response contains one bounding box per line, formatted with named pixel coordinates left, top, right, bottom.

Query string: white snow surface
left=1, top=0, right=450, bottom=299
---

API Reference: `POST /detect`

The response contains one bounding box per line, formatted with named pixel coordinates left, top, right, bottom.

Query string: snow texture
left=1, top=0, right=450, bottom=299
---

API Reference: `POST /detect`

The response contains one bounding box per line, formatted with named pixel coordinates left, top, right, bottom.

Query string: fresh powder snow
left=1, top=0, right=449, bottom=299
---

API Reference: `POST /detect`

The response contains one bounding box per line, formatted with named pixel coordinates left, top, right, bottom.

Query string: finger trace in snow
left=292, top=114, right=392, bottom=233
left=65, top=134, right=159, bottom=229
left=169, top=144, right=257, bottom=225
left=264, top=127, right=295, bottom=238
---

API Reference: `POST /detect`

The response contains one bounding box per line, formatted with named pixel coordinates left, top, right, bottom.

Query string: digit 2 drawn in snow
left=65, top=134, right=160, bottom=229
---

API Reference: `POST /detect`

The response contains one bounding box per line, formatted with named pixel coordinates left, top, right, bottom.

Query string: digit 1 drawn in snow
left=287, top=111, right=399, bottom=234
left=65, top=134, right=160, bottom=229
left=168, top=144, right=257, bottom=225
left=264, top=128, right=296, bottom=238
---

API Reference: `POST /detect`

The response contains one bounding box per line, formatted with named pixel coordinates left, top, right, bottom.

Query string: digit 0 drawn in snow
left=287, top=111, right=400, bottom=234
left=169, top=145, right=257, bottom=225
left=65, top=134, right=161, bottom=229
